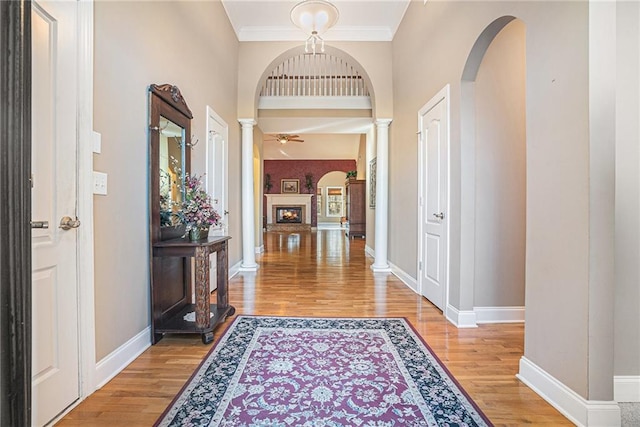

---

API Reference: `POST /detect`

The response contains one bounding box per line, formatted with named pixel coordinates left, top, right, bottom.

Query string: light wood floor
left=57, top=230, right=571, bottom=426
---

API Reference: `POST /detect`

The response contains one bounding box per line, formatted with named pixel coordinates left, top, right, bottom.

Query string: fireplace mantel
left=265, top=194, right=313, bottom=225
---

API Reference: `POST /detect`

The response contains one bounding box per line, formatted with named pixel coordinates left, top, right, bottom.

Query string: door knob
left=59, top=216, right=81, bottom=230
left=433, top=212, right=444, bottom=220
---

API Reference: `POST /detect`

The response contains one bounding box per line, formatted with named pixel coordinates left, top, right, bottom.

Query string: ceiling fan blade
left=288, top=139, right=304, bottom=142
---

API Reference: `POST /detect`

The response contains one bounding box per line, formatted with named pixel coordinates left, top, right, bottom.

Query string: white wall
left=473, top=20, right=526, bottom=307
left=365, top=127, right=376, bottom=249
left=93, top=1, right=240, bottom=360
left=317, top=171, right=346, bottom=223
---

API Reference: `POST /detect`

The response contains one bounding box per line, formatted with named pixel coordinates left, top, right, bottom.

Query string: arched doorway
left=459, top=17, right=527, bottom=325
left=243, top=46, right=389, bottom=265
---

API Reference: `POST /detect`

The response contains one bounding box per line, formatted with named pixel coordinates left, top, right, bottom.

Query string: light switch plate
left=93, top=171, right=107, bottom=195
left=92, top=131, right=102, bottom=154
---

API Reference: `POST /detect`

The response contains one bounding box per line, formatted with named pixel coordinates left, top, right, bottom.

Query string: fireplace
left=276, top=206, right=303, bottom=224
left=265, top=194, right=313, bottom=231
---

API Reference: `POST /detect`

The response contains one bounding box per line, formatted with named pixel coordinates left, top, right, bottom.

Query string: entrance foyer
left=56, top=229, right=571, bottom=426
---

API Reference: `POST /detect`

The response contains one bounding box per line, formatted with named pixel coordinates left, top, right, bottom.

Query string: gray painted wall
left=615, top=1, right=640, bottom=379
left=473, top=20, right=526, bottom=308
left=93, top=1, right=240, bottom=360
left=391, top=1, right=626, bottom=400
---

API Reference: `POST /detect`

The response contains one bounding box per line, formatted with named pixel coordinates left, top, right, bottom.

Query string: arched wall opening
left=252, top=45, right=378, bottom=119
left=317, top=171, right=349, bottom=224
left=459, top=16, right=527, bottom=323
left=252, top=46, right=378, bottom=244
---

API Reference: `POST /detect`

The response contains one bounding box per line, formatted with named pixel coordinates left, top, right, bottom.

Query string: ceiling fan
left=266, top=134, right=304, bottom=144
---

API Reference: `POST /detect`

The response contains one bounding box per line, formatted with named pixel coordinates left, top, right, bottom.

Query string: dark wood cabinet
left=152, top=236, right=234, bottom=344
left=345, top=178, right=366, bottom=238
left=148, top=84, right=234, bottom=344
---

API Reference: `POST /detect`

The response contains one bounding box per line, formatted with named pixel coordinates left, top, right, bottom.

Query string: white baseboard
left=614, top=376, right=640, bottom=402
left=229, top=260, right=242, bottom=279
left=95, top=327, right=151, bottom=389
left=474, top=306, right=525, bottom=324
left=446, top=304, right=478, bottom=328
left=388, top=261, right=418, bottom=294
left=364, top=245, right=374, bottom=258
left=517, top=356, right=621, bottom=426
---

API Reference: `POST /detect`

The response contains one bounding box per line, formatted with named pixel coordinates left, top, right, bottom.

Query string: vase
left=188, top=226, right=209, bottom=241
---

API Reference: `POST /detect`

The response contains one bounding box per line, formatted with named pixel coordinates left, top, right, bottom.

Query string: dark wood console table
left=151, top=235, right=235, bottom=344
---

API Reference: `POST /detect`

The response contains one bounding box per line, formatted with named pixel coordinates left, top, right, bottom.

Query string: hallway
left=57, top=230, right=570, bottom=426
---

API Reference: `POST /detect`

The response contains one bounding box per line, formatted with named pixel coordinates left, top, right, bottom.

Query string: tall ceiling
left=221, top=0, right=411, bottom=160
left=221, top=0, right=411, bottom=42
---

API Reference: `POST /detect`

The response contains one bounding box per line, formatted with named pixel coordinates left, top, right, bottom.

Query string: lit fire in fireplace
left=276, top=206, right=303, bottom=224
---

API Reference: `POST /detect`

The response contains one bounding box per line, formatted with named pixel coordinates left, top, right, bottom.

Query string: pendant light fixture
left=290, top=0, right=339, bottom=54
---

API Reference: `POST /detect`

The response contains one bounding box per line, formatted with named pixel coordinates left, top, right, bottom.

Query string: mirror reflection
left=159, top=116, right=185, bottom=227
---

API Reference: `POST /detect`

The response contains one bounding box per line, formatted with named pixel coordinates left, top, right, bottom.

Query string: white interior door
left=418, top=87, right=450, bottom=311
left=31, top=1, right=80, bottom=425
left=206, top=107, right=229, bottom=290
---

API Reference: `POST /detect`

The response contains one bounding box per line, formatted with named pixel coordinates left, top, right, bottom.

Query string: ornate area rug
left=155, top=316, right=492, bottom=427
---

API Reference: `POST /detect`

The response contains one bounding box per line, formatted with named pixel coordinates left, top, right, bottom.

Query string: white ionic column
left=239, top=119, right=258, bottom=271
left=372, top=119, right=392, bottom=272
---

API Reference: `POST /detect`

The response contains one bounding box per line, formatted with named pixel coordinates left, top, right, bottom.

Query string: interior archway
left=252, top=46, right=377, bottom=255
left=459, top=17, right=527, bottom=324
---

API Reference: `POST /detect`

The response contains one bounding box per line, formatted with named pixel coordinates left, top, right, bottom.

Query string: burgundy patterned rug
left=155, top=316, right=492, bottom=427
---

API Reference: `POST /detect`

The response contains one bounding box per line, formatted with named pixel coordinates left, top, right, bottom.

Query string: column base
left=239, top=262, right=259, bottom=272
left=371, top=264, right=391, bottom=273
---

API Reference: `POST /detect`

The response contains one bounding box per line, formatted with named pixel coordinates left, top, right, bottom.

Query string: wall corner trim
left=95, top=327, right=151, bottom=390
left=614, top=376, right=640, bottom=402
left=517, top=357, right=621, bottom=426
left=446, top=304, right=478, bottom=328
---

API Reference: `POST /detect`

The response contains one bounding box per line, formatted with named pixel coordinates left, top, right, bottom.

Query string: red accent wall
left=264, top=159, right=356, bottom=227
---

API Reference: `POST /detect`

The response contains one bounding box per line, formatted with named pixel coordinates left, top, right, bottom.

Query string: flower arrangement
left=179, top=174, right=221, bottom=233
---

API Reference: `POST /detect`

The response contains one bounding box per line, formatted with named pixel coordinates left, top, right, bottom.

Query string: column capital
left=375, top=118, right=393, bottom=128
left=238, top=118, right=256, bottom=127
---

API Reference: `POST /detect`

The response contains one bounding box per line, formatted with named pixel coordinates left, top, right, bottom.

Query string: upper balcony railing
left=260, top=53, right=370, bottom=98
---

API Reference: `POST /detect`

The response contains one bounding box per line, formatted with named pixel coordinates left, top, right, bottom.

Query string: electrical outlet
left=93, top=171, right=108, bottom=195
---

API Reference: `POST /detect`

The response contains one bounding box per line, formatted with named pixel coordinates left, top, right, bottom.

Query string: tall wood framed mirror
left=148, top=84, right=193, bottom=341
left=149, top=84, right=192, bottom=242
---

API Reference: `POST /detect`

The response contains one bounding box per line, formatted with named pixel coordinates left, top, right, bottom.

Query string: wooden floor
left=57, top=230, right=571, bottom=426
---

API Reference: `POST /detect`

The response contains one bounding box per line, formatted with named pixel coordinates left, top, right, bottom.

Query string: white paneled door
left=206, top=106, right=229, bottom=290
left=418, top=87, right=450, bottom=312
left=31, top=1, right=80, bottom=425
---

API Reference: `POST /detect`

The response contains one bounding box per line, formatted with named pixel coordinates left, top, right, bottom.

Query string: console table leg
left=194, top=246, right=210, bottom=328
left=216, top=246, right=229, bottom=309
left=201, top=331, right=214, bottom=345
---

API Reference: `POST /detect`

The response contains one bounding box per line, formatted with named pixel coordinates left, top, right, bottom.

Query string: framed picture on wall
left=281, top=179, right=299, bottom=194
left=370, top=158, right=377, bottom=208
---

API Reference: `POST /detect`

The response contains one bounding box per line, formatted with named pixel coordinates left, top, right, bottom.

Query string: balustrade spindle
left=260, top=53, right=369, bottom=99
